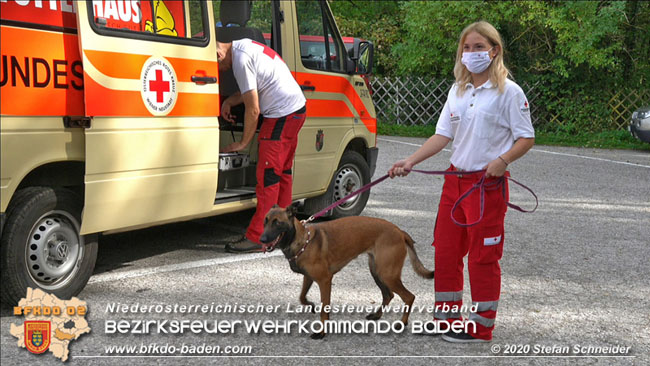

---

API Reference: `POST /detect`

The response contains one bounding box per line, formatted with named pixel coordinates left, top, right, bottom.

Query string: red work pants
left=245, top=106, right=306, bottom=243
left=432, top=166, right=509, bottom=340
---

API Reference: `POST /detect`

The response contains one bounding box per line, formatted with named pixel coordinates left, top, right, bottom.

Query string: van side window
left=213, top=1, right=274, bottom=47
left=249, top=1, right=273, bottom=41
left=295, top=0, right=345, bottom=72
left=91, top=0, right=207, bottom=42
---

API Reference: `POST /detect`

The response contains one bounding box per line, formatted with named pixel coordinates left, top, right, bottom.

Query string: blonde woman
left=389, top=21, right=535, bottom=342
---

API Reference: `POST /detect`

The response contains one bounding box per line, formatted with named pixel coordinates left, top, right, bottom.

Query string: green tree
left=390, top=0, right=649, bottom=132
left=330, top=0, right=402, bottom=75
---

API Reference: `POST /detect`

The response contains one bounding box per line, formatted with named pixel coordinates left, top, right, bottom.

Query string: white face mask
left=461, top=48, right=493, bottom=73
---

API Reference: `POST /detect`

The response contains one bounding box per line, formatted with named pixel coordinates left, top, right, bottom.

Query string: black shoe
left=225, top=237, right=262, bottom=253
left=442, top=331, right=489, bottom=343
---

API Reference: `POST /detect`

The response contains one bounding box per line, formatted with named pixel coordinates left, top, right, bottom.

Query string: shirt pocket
left=473, top=110, right=500, bottom=140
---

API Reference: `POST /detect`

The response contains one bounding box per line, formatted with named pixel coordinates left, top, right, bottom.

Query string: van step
left=214, top=187, right=256, bottom=204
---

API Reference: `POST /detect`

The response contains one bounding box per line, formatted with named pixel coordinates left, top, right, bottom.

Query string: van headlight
left=638, top=110, right=650, bottom=119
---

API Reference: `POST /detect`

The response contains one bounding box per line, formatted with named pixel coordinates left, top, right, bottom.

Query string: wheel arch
left=14, top=161, right=85, bottom=202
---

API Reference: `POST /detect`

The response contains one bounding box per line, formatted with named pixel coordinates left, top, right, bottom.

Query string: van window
left=91, top=0, right=207, bottom=42
left=295, top=0, right=345, bottom=72
left=213, top=1, right=273, bottom=45
left=249, top=1, right=273, bottom=35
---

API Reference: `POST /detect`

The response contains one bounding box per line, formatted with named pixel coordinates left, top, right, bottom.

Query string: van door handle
left=300, top=84, right=316, bottom=91
left=191, top=75, right=218, bottom=84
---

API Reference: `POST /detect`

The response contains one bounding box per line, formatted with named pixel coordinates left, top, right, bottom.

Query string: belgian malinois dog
left=260, top=204, right=434, bottom=339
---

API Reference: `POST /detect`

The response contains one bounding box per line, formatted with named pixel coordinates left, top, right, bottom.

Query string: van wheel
left=304, top=151, right=370, bottom=219
left=0, top=187, right=97, bottom=305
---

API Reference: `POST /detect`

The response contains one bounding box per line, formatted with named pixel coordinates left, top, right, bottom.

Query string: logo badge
left=315, top=129, right=324, bottom=151
left=141, top=56, right=178, bottom=116
left=25, top=321, right=50, bottom=354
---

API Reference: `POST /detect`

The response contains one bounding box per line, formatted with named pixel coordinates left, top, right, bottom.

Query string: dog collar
left=289, top=227, right=311, bottom=262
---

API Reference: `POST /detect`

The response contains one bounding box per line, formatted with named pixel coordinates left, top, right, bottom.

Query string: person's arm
left=221, top=91, right=242, bottom=123
left=485, top=85, right=536, bottom=177
left=484, top=137, right=534, bottom=177
left=388, top=134, right=451, bottom=178
left=221, top=89, right=260, bottom=152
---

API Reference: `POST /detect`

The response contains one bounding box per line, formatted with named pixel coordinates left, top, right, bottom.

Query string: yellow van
left=0, top=0, right=377, bottom=304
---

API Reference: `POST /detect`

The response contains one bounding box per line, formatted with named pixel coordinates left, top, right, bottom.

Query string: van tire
left=303, top=150, right=370, bottom=219
left=0, top=187, right=97, bottom=305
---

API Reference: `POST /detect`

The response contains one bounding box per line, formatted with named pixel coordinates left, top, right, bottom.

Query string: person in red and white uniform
left=217, top=38, right=306, bottom=253
left=389, top=21, right=535, bottom=343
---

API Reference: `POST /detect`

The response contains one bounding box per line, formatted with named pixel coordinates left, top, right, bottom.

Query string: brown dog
left=260, top=204, right=434, bottom=339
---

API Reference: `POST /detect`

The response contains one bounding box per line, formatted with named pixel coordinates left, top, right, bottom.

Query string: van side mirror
left=351, top=40, right=374, bottom=75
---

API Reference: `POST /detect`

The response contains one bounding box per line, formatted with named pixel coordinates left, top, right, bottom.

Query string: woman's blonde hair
left=453, top=21, right=510, bottom=95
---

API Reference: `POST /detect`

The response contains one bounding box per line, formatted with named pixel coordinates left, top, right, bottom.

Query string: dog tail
left=402, top=230, right=434, bottom=279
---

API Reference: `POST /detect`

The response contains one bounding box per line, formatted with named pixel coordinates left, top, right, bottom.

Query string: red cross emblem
left=149, top=69, right=170, bottom=103
left=524, top=101, right=528, bottom=108
left=252, top=40, right=283, bottom=62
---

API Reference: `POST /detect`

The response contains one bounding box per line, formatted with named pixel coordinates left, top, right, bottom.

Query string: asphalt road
left=2, top=136, right=649, bottom=366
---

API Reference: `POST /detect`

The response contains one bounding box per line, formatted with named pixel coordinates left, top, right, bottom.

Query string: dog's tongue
left=261, top=234, right=281, bottom=253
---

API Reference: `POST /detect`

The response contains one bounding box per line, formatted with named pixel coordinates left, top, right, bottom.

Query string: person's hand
left=485, top=156, right=507, bottom=178
left=221, top=100, right=235, bottom=123
left=220, top=142, right=246, bottom=153
left=388, top=159, right=413, bottom=178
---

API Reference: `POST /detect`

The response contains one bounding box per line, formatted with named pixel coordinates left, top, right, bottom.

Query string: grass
left=377, top=123, right=650, bottom=151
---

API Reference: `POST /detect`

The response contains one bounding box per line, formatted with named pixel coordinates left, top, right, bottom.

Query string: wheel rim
left=25, top=210, right=84, bottom=290
left=333, top=164, right=363, bottom=211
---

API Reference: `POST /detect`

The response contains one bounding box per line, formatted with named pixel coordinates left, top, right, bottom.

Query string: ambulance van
left=0, top=0, right=377, bottom=304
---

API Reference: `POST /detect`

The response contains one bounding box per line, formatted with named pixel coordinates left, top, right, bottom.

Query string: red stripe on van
left=295, top=72, right=376, bottom=133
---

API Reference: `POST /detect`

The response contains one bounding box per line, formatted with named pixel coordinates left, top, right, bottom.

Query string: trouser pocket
left=477, top=225, right=504, bottom=264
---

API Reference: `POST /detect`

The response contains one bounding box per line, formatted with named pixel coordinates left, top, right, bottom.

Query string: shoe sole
left=225, top=245, right=261, bottom=254
left=441, top=334, right=489, bottom=343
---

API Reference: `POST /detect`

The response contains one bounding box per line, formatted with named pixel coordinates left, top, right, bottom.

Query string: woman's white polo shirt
left=435, top=79, right=535, bottom=171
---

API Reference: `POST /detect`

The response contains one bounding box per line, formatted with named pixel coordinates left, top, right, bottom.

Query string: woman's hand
left=485, top=156, right=508, bottom=178
left=389, top=159, right=414, bottom=178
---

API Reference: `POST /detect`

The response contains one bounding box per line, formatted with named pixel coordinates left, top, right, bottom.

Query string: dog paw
left=310, top=332, right=326, bottom=340
left=365, top=313, right=382, bottom=321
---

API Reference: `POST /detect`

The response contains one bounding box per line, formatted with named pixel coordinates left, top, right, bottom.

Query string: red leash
left=303, top=169, right=538, bottom=227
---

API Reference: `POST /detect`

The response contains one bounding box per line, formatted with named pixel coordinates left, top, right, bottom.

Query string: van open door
left=76, top=0, right=220, bottom=234
left=289, top=0, right=377, bottom=217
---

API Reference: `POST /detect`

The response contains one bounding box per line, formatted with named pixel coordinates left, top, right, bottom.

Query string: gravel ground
left=2, top=136, right=648, bottom=366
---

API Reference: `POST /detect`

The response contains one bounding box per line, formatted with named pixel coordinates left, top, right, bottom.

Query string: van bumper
left=367, top=147, right=379, bottom=178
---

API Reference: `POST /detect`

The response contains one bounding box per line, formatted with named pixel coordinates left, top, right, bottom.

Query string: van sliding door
left=76, top=0, right=220, bottom=234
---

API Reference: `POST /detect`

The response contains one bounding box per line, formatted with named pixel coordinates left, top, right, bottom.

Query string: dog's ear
left=286, top=202, right=300, bottom=218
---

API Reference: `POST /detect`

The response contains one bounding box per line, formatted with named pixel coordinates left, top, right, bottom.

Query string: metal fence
left=371, top=76, right=649, bottom=132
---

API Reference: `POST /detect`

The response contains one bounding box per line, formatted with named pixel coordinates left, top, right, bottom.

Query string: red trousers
left=245, top=106, right=306, bottom=243
left=433, top=166, right=509, bottom=340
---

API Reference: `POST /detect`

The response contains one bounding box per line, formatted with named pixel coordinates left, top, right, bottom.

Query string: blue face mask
left=461, top=48, right=493, bottom=73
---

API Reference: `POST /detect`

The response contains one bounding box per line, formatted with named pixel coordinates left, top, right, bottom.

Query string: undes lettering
left=0, top=55, right=83, bottom=90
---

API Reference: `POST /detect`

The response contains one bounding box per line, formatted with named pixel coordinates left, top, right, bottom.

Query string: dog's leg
left=311, top=277, right=332, bottom=340
left=366, top=254, right=394, bottom=321
left=384, top=277, right=415, bottom=325
left=299, top=276, right=316, bottom=313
